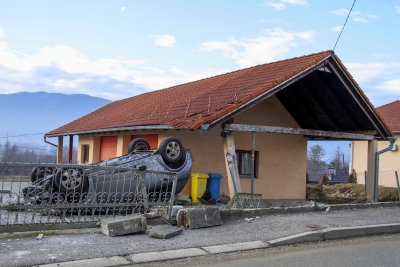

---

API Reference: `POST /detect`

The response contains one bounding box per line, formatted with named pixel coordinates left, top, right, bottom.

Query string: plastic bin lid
left=208, top=173, right=222, bottom=178
left=191, top=173, right=209, bottom=179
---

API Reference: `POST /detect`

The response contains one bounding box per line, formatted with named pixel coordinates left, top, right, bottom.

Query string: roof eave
left=45, top=125, right=176, bottom=137
left=201, top=54, right=333, bottom=131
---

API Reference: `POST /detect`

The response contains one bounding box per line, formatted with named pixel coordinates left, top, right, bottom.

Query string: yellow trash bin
left=191, top=173, right=209, bottom=203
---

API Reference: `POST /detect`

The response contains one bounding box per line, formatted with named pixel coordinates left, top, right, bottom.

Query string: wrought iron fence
left=0, top=163, right=177, bottom=227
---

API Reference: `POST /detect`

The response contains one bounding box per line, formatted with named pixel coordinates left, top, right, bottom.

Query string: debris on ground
left=306, top=224, right=328, bottom=230
left=146, top=225, right=183, bottom=239
left=100, top=214, right=147, bottom=237
left=174, top=193, right=192, bottom=205
left=244, top=218, right=254, bottom=223
left=177, top=207, right=222, bottom=229
left=143, top=211, right=161, bottom=220
left=325, top=206, right=331, bottom=213
left=36, top=234, right=44, bottom=240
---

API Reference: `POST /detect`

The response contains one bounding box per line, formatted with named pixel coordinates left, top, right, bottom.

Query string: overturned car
left=23, top=137, right=192, bottom=205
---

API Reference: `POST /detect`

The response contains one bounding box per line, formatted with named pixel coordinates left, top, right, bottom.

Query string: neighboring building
left=352, top=100, right=399, bottom=187
left=45, top=51, right=392, bottom=200
left=307, top=166, right=349, bottom=184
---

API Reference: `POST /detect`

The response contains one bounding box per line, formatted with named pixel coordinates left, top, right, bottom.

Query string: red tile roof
left=376, top=100, right=400, bottom=133
left=47, top=51, right=334, bottom=136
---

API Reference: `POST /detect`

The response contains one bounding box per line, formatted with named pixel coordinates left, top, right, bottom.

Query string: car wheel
left=54, top=168, right=88, bottom=200
left=128, top=138, right=151, bottom=153
left=30, top=167, right=55, bottom=183
left=159, top=137, right=184, bottom=164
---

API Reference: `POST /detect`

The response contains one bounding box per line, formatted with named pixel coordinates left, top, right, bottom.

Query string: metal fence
left=0, top=163, right=177, bottom=227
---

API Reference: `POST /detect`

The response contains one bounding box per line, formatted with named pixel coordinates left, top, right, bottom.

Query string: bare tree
left=307, top=144, right=327, bottom=171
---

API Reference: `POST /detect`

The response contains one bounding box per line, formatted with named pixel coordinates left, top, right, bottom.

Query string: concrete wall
left=352, top=134, right=400, bottom=187
left=76, top=95, right=308, bottom=199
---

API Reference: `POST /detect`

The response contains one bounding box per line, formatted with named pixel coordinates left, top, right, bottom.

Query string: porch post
left=68, top=135, right=73, bottom=163
left=56, top=136, right=63, bottom=164
left=366, top=140, right=378, bottom=202
left=222, top=133, right=241, bottom=197
left=116, top=134, right=130, bottom=156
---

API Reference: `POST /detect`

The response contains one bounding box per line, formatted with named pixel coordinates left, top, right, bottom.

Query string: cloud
left=120, top=6, right=127, bottom=12
left=330, top=8, right=378, bottom=23
left=331, top=25, right=342, bottom=32
left=396, top=5, right=400, bottom=14
left=0, top=29, right=225, bottom=100
left=153, top=34, right=176, bottom=47
left=200, top=28, right=314, bottom=67
left=266, top=0, right=307, bottom=10
left=379, top=79, right=400, bottom=93
left=0, top=28, right=4, bottom=39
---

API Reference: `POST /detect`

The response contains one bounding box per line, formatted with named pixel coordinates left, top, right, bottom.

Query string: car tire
left=159, top=137, right=184, bottom=164
left=128, top=138, right=151, bottom=153
left=54, top=168, right=88, bottom=199
left=30, top=167, right=55, bottom=183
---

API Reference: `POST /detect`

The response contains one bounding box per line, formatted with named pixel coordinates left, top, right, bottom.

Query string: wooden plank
left=57, top=136, right=63, bottom=164
left=222, top=134, right=241, bottom=197
left=224, top=124, right=376, bottom=141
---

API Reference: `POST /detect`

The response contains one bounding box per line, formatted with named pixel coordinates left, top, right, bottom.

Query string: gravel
left=1, top=206, right=400, bottom=266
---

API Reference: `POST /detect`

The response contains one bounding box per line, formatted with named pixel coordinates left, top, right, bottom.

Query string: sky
left=0, top=0, right=399, bottom=106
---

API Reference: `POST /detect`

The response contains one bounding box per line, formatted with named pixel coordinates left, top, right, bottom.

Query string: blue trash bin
left=207, top=173, right=222, bottom=199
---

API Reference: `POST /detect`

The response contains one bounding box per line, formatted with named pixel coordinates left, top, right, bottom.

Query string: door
left=100, top=136, right=118, bottom=161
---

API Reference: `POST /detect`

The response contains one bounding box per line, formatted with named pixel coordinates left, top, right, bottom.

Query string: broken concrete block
left=147, top=225, right=183, bottom=239
left=177, top=207, right=222, bottom=229
left=101, top=214, right=147, bottom=237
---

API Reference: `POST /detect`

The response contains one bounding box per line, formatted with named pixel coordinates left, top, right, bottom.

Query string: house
left=45, top=51, right=393, bottom=201
left=307, top=166, right=349, bottom=184
left=352, top=100, right=399, bottom=187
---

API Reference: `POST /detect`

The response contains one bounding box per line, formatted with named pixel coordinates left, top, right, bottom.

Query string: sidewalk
left=1, top=206, right=400, bottom=266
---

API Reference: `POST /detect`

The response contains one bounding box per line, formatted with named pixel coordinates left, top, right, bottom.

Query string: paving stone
left=147, top=225, right=183, bottom=239
left=100, top=214, right=147, bottom=237
left=39, top=256, right=130, bottom=267
left=129, top=248, right=207, bottom=263
left=202, top=241, right=270, bottom=254
left=268, top=231, right=324, bottom=246
left=177, top=207, right=222, bottom=229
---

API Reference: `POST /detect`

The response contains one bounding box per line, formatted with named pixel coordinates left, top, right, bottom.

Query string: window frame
left=81, top=144, right=90, bottom=163
left=236, top=150, right=259, bottom=179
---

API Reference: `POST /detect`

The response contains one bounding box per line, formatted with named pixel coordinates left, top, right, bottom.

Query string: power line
left=0, top=133, right=45, bottom=139
left=333, top=0, right=357, bottom=51
left=0, top=144, right=77, bottom=152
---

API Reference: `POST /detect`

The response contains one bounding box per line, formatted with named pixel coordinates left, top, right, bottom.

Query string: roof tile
left=376, top=100, right=400, bottom=133
left=47, top=51, right=333, bottom=135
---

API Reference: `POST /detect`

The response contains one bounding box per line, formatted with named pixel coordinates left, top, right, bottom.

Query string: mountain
left=0, top=92, right=111, bottom=147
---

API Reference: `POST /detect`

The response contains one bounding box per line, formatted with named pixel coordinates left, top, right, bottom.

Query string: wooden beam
left=297, top=78, right=341, bottom=131
left=56, top=136, right=63, bottom=164
left=327, top=59, right=388, bottom=138
left=224, top=124, right=376, bottom=141
left=222, top=134, right=241, bottom=197
left=68, top=135, right=73, bottom=163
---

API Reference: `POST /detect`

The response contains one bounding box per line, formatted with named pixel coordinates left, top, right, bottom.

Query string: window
left=236, top=150, right=259, bottom=178
left=82, top=144, right=90, bottom=163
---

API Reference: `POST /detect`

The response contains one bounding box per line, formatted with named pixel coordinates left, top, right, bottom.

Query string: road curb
left=39, top=222, right=400, bottom=266
left=219, top=201, right=400, bottom=221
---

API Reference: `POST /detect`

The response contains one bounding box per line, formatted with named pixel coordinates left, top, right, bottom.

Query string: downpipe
left=43, top=136, right=58, bottom=147
left=374, top=137, right=397, bottom=202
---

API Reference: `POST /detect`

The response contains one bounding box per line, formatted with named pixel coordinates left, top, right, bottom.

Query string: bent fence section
left=0, top=163, right=177, bottom=229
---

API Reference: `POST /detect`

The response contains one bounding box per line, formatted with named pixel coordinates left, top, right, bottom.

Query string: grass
left=322, top=183, right=400, bottom=202
left=0, top=177, right=30, bottom=183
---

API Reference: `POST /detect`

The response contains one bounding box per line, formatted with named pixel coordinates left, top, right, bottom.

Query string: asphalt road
left=1, top=207, right=400, bottom=266
left=146, top=234, right=400, bottom=267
